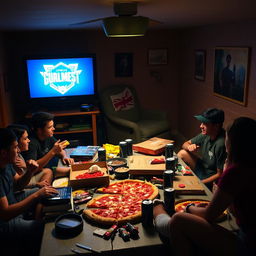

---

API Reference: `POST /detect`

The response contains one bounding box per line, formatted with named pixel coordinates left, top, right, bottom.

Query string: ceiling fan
left=71, top=2, right=162, bottom=37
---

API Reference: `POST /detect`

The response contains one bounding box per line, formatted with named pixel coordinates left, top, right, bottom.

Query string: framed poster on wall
left=213, top=47, right=249, bottom=105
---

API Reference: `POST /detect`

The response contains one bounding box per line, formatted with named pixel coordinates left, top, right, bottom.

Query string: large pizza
left=83, top=179, right=158, bottom=225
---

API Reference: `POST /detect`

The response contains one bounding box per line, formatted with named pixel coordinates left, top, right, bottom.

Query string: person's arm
left=36, top=140, right=68, bottom=169
left=186, top=186, right=233, bottom=222
left=13, top=160, right=39, bottom=190
left=201, top=168, right=223, bottom=184
left=58, top=149, right=74, bottom=166
left=182, top=140, right=200, bottom=152
left=13, top=156, right=27, bottom=175
left=0, top=186, right=58, bottom=221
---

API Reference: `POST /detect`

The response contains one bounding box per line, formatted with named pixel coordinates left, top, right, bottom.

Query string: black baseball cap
left=194, top=108, right=224, bottom=123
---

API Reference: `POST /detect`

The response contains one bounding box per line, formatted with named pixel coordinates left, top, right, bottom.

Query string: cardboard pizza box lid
left=128, top=155, right=166, bottom=175
left=173, top=176, right=205, bottom=195
left=132, top=137, right=174, bottom=155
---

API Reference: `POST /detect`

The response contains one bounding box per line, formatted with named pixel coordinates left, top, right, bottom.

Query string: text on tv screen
left=26, top=57, right=95, bottom=98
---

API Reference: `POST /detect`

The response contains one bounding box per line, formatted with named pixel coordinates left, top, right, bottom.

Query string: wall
left=178, top=22, right=256, bottom=139
left=0, top=32, right=12, bottom=127
left=3, top=29, right=180, bottom=131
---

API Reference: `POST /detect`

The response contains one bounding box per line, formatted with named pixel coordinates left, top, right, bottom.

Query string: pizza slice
left=86, top=194, right=122, bottom=209
left=84, top=208, right=119, bottom=226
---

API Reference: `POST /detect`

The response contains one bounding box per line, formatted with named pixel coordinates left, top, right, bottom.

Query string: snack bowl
left=114, top=167, right=129, bottom=179
left=106, top=158, right=127, bottom=170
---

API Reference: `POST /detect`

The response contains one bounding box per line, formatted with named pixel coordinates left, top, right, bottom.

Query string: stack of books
left=70, top=146, right=100, bottom=162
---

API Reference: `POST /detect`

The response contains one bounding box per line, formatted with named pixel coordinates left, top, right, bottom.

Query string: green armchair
left=99, top=84, right=171, bottom=144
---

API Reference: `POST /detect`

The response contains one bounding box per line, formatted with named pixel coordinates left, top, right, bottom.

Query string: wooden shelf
left=54, top=129, right=93, bottom=134
left=26, top=109, right=100, bottom=145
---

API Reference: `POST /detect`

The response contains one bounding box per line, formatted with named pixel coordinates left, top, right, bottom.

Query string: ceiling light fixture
left=102, top=16, right=149, bottom=37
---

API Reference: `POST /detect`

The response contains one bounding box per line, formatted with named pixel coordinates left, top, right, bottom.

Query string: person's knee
left=42, top=168, right=53, bottom=178
left=169, top=212, right=188, bottom=231
left=154, top=213, right=171, bottom=237
left=177, top=149, right=188, bottom=159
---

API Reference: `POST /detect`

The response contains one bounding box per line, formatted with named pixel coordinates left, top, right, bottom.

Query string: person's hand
left=62, top=157, right=74, bottom=166
left=26, top=159, right=39, bottom=174
left=36, top=179, right=50, bottom=188
left=187, top=144, right=199, bottom=152
left=52, top=140, right=68, bottom=155
left=36, top=185, right=58, bottom=198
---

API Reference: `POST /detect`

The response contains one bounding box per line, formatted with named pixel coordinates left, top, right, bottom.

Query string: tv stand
left=26, top=109, right=100, bottom=145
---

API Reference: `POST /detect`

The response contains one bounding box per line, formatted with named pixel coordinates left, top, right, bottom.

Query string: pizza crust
left=83, top=209, right=117, bottom=226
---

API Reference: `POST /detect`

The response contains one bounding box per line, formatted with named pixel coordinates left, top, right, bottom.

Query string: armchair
left=99, top=84, right=171, bottom=144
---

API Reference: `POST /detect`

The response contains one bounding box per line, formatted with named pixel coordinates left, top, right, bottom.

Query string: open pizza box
left=132, top=137, right=174, bottom=155
left=173, top=176, right=205, bottom=195
left=128, top=155, right=166, bottom=175
left=70, top=161, right=110, bottom=189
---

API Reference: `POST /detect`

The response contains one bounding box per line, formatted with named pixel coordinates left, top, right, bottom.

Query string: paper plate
left=52, top=177, right=69, bottom=188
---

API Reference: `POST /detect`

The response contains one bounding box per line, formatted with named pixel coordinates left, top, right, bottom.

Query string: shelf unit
left=27, top=109, right=100, bottom=145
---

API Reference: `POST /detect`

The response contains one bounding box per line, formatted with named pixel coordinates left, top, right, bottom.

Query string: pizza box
left=128, top=155, right=166, bottom=175
left=69, top=161, right=110, bottom=189
left=132, top=137, right=174, bottom=155
left=173, top=176, right=205, bottom=195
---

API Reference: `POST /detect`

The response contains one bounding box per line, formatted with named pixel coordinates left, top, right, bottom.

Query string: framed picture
left=213, top=47, right=250, bottom=105
left=148, top=49, right=168, bottom=65
left=115, top=53, right=133, bottom=77
left=194, top=50, right=206, bottom=81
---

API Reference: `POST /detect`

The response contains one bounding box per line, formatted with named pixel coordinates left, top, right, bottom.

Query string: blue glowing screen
left=26, top=57, right=95, bottom=98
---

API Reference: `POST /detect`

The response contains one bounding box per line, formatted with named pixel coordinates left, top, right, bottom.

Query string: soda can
left=97, top=147, right=106, bottom=161
left=165, top=143, right=174, bottom=158
left=119, top=141, right=128, bottom=158
left=141, top=199, right=153, bottom=227
left=164, top=188, right=175, bottom=216
left=174, top=155, right=178, bottom=169
left=165, top=157, right=176, bottom=171
left=125, top=139, right=133, bottom=156
left=163, top=170, right=174, bottom=188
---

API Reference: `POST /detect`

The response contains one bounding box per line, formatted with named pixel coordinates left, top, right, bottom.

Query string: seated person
left=8, top=124, right=53, bottom=188
left=153, top=117, right=256, bottom=256
left=177, top=108, right=226, bottom=188
left=22, top=112, right=74, bottom=177
left=0, top=128, right=58, bottom=255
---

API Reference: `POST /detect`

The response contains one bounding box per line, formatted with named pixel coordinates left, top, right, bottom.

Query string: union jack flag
left=111, top=88, right=135, bottom=111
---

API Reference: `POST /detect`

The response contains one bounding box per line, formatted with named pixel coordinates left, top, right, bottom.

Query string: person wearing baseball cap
left=177, top=108, right=226, bottom=189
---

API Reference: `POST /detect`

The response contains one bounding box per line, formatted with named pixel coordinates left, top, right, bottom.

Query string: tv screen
left=26, top=56, right=96, bottom=99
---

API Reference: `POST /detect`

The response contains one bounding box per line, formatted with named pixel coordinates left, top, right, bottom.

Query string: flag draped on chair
left=110, top=88, right=135, bottom=111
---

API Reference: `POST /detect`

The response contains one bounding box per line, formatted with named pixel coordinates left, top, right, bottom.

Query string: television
left=25, top=54, right=97, bottom=110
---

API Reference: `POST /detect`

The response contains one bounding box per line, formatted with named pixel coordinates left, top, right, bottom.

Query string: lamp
left=102, top=16, right=149, bottom=37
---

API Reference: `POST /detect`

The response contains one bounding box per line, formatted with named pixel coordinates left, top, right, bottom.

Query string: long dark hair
left=226, top=117, right=256, bottom=165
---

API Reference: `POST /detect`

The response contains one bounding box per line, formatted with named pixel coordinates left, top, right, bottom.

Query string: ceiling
left=1, top=0, right=256, bottom=31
